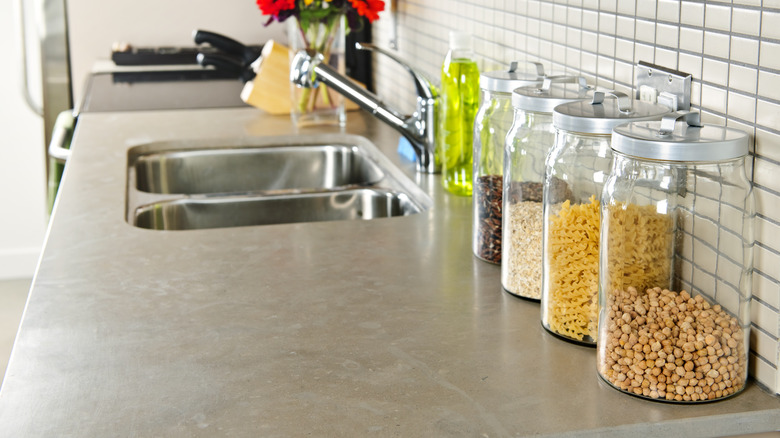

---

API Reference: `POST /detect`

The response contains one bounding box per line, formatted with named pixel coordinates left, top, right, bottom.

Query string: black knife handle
left=196, top=53, right=256, bottom=82
left=193, top=30, right=260, bottom=65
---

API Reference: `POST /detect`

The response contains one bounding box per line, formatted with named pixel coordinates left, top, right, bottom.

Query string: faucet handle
left=355, top=42, right=436, bottom=100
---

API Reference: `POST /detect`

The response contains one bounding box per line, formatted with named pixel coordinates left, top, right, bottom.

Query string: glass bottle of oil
left=438, top=31, right=479, bottom=196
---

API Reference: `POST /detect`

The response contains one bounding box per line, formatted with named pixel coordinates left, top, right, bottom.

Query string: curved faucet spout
left=290, top=49, right=438, bottom=174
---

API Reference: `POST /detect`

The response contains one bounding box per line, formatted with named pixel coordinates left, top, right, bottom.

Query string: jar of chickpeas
left=597, top=111, right=753, bottom=402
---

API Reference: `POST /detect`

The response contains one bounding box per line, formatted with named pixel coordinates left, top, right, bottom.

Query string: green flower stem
left=295, top=14, right=340, bottom=112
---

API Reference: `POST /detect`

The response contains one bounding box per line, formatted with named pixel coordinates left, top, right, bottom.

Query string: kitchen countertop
left=0, top=107, right=779, bottom=437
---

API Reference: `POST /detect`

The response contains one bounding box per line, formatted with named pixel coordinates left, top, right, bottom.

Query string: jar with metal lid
left=541, top=91, right=670, bottom=345
left=597, top=111, right=753, bottom=402
left=472, top=61, right=545, bottom=264
left=501, top=76, right=592, bottom=300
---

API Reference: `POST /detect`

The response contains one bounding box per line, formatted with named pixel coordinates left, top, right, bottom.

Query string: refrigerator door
left=37, top=0, right=73, bottom=150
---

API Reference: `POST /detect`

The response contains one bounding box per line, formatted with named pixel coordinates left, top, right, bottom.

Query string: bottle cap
left=449, top=31, right=472, bottom=51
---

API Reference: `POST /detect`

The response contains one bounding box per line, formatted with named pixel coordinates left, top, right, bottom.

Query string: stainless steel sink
left=133, top=188, right=419, bottom=230
left=126, top=134, right=431, bottom=230
left=134, top=144, right=385, bottom=194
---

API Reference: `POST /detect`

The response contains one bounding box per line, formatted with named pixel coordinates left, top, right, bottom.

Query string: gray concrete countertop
left=0, top=107, right=778, bottom=437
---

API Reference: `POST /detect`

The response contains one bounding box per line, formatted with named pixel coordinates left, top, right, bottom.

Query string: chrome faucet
left=290, top=43, right=438, bottom=173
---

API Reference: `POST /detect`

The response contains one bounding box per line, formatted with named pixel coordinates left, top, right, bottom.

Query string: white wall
left=67, top=0, right=288, bottom=108
left=0, top=0, right=48, bottom=279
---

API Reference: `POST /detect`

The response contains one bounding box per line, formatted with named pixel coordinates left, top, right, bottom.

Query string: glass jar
left=501, top=77, right=593, bottom=300
left=541, top=91, right=670, bottom=345
left=597, top=112, right=753, bottom=403
left=472, top=62, right=545, bottom=264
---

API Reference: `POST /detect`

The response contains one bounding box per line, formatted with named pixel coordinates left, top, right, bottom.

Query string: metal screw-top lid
left=512, top=76, right=593, bottom=113
left=611, top=111, right=749, bottom=161
left=480, top=61, right=546, bottom=93
left=553, top=90, right=671, bottom=134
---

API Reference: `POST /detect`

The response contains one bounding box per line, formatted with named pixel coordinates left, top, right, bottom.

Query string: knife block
left=241, top=40, right=292, bottom=115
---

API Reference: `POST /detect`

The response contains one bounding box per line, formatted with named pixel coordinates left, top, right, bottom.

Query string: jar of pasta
left=472, top=61, right=545, bottom=264
left=597, top=111, right=753, bottom=402
left=501, top=76, right=592, bottom=300
left=541, top=90, right=670, bottom=345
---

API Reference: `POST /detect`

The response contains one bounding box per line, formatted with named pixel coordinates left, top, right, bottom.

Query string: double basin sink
left=126, top=134, right=432, bottom=230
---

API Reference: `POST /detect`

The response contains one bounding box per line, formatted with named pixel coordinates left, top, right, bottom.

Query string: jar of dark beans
left=472, top=61, right=545, bottom=264
left=501, top=76, right=591, bottom=300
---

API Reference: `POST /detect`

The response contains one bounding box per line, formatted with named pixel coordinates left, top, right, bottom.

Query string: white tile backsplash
left=756, top=129, right=780, bottom=164
left=758, top=70, right=780, bottom=102
left=634, top=19, right=655, bottom=43
left=375, top=0, right=780, bottom=395
left=700, top=83, right=728, bottom=114
left=730, top=36, right=760, bottom=65
left=728, top=91, right=757, bottom=123
left=729, top=64, right=759, bottom=94
left=760, top=40, right=780, bottom=70
left=756, top=99, right=780, bottom=131
left=655, top=23, right=679, bottom=48
left=762, top=10, right=780, bottom=39
left=702, top=58, right=729, bottom=86
left=635, top=0, right=657, bottom=20
left=680, top=2, right=704, bottom=27
left=705, top=4, right=733, bottom=32
left=703, top=30, right=731, bottom=58
left=732, top=7, right=762, bottom=37
left=656, top=0, right=679, bottom=23
left=754, top=272, right=780, bottom=309
left=616, top=0, right=635, bottom=16
left=679, top=27, right=704, bottom=52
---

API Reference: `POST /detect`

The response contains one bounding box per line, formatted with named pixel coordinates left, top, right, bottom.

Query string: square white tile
left=756, top=99, right=780, bottom=132
left=703, top=31, right=730, bottom=59
left=727, top=91, right=757, bottom=123
left=759, top=41, right=780, bottom=71
left=655, top=23, right=679, bottom=48
left=635, top=19, right=656, bottom=43
left=731, top=36, right=759, bottom=66
left=732, top=7, right=762, bottom=37
left=635, top=0, right=657, bottom=20
left=679, top=27, right=703, bottom=52
left=758, top=70, right=780, bottom=102
left=762, top=10, right=780, bottom=40
left=705, top=4, right=732, bottom=32
left=680, top=2, right=704, bottom=27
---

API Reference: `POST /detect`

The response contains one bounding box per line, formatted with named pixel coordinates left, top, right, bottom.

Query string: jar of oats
left=472, top=61, right=545, bottom=265
left=541, top=91, right=670, bottom=345
left=501, top=77, right=592, bottom=300
left=597, top=111, right=753, bottom=402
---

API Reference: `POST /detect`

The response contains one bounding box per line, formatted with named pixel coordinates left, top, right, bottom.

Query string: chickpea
left=601, top=287, right=746, bottom=402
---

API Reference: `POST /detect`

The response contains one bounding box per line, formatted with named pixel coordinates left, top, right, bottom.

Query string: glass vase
left=287, top=15, right=346, bottom=128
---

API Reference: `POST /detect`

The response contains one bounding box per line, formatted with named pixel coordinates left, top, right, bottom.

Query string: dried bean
left=474, top=175, right=503, bottom=264
left=599, top=287, right=746, bottom=402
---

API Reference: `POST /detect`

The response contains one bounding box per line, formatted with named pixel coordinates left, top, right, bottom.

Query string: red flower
left=347, top=0, right=384, bottom=22
left=256, top=0, right=296, bottom=17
